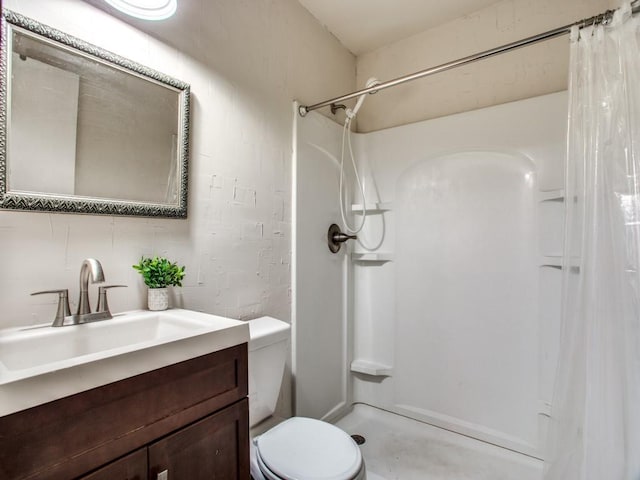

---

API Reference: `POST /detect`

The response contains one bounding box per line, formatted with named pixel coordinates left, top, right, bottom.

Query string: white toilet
left=248, top=316, right=366, bottom=480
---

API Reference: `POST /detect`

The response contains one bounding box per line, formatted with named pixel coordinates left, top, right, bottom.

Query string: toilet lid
left=256, top=417, right=362, bottom=480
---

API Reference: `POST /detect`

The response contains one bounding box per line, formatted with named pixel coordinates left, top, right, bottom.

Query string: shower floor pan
left=335, top=404, right=543, bottom=480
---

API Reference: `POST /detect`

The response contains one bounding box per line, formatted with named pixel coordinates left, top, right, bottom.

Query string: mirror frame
left=0, top=9, right=190, bottom=218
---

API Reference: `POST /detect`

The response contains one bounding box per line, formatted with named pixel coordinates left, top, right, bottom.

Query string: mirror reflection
left=1, top=10, right=190, bottom=217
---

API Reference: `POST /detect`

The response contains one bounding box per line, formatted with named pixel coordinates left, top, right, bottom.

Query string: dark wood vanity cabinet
left=0, top=344, right=250, bottom=480
left=80, top=400, right=248, bottom=480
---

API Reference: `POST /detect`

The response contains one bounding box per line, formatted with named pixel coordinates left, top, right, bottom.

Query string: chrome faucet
left=77, top=258, right=105, bottom=316
left=31, top=258, right=126, bottom=327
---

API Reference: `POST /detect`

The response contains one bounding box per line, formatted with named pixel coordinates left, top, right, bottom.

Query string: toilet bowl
left=248, top=317, right=366, bottom=480
left=250, top=417, right=365, bottom=480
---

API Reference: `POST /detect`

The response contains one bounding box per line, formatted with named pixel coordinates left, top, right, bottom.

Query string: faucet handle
left=96, top=285, right=127, bottom=315
left=31, top=289, right=71, bottom=327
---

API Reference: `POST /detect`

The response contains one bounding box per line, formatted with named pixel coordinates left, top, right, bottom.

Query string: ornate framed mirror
left=0, top=9, right=190, bottom=217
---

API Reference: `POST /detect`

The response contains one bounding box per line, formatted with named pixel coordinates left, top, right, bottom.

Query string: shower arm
left=298, top=1, right=640, bottom=117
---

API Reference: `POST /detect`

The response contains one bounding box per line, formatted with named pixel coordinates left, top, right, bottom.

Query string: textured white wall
left=355, top=0, right=615, bottom=132
left=0, top=0, right=354, bottom=329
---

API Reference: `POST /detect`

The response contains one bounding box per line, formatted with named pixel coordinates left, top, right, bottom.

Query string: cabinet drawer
left=0, top=343, right=247, bottom=480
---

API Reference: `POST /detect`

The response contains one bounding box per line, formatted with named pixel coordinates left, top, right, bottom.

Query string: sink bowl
left=0, top=309, right=249, bottom=416
left=1, top=311, right=221, bottom=372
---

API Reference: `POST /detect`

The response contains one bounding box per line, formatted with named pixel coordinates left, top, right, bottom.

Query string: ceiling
left=297, top=0, right=501, bottom=55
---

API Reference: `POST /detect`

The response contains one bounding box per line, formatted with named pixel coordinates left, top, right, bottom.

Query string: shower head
left=346, top=77, right=380, bottom=120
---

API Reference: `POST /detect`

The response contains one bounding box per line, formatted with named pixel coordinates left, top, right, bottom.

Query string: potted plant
left=132, top=256, right=186, bottom=311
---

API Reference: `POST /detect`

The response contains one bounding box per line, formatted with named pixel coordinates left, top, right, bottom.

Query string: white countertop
left=0, top=309, right=249, bottom=416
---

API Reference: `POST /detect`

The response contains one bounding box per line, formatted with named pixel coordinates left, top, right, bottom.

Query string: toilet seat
left=256, top=452, right=366, bottom=480
left=255, top=417, right=363, bottom=480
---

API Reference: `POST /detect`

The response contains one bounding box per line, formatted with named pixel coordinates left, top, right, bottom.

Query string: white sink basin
left=1, top=311, right=220, bottom=372
left=0, top=309, right=249, bottom=416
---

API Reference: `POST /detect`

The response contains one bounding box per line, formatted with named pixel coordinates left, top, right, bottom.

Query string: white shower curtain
left=544, top=4, right=640, bottom=479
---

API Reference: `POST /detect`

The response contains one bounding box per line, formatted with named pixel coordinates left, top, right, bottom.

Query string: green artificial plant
left=132, top=256, right=186, bottom=289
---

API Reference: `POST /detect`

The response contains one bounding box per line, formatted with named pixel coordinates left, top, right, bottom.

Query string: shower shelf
left=351, top=202, right=393, bottom=213
left=540, top=255, right=581, bottom=272
left=351, top=253, right=394, bottom=263
left=540, top=255, right=562, bottom=268
left=537, top=189, right=565, bottom=202
left=350, top=359, right=393, bottom=377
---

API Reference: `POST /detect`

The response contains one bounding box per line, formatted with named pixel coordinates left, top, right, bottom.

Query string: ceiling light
left=104, top=0, right=177, bottom=21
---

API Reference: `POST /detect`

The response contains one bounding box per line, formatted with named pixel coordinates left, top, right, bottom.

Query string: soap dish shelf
left=350, top=359, right=393, bottom=377
left=538, top=190, right=565, bottom=202
left=352, top=253, right=394, bottom=263
left=351, top=202, right=393, bottom=213
left=540, top=255, right=562, bottom=268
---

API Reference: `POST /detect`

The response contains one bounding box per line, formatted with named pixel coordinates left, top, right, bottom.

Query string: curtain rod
left=298, top=2, right=640, bottom=117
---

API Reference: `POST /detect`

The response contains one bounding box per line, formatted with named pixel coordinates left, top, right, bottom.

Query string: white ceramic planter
left=148, top=287, right=169, bottom=311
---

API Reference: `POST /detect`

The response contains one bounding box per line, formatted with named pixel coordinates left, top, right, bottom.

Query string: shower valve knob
left=328, top=224, right=357, bottom=253
left=333, top=232, right=357, bottom=243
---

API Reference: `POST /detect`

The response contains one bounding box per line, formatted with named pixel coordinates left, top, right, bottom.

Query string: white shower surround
left=294, top=91, right=567, bottom=458
left=293, top=107, right=352, bottom=421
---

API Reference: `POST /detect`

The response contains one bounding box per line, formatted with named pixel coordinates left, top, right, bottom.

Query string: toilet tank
left=247, top=316, right=291, bottom=427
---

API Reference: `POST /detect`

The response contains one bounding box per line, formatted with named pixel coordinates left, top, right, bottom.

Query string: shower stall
left=291, top=3, right=640, bottom=479
left=293, top=90, right=567, bottom=462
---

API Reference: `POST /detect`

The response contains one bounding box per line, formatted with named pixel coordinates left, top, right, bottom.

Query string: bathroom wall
left=356, top=0, right=615, bottom=131
left=0, top=0, right=354, bottom=332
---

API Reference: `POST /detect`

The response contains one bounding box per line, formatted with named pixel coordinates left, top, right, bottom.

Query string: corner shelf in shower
left=539, top=255, right=581, bottom=272
left=540, top=256, right=563, bottom=269
left=351, top=202, right=393, bottom=213
left=351, top=253, right=394, bottom=263
left=537, top=189, right=565, bottom=202
left=350, top=359, right=393, bottom=377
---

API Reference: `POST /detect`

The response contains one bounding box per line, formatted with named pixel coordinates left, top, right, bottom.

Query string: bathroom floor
left=334, top=404, right=543, bottom=480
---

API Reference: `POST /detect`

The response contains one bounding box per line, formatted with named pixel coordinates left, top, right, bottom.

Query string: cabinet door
left=148, top=398, right=249, bottom=480
left=79, top=448, right=147, bottom=480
